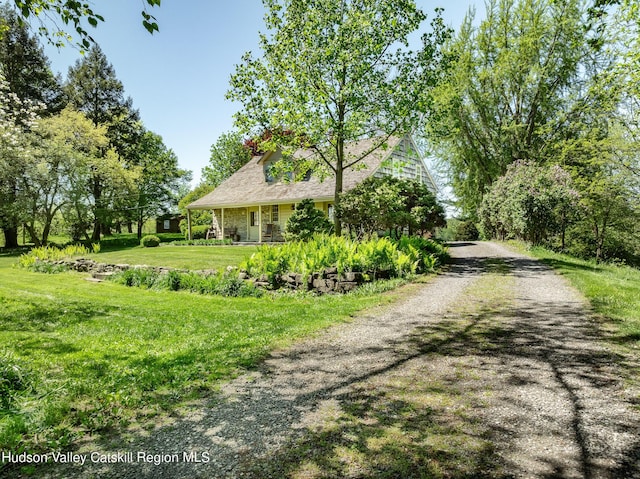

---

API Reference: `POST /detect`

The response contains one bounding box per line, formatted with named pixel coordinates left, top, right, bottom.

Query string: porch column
left=221, top=208, right=225, bottom=239
left=258, top=205, right=262, bottom=243
left=187, top=209, right=192, bottom=240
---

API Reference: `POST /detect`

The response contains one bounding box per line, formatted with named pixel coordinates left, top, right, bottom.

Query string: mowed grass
left=86, top=244, right=256, bottom=270
left=0, top=250, right=400, bottom=453
left=508, top=243, right=640, bottom=343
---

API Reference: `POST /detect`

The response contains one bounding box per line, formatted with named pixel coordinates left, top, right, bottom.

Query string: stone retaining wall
left=240, top=267, right=366, bottom=294
left=44, top=259, right=378, bottom=294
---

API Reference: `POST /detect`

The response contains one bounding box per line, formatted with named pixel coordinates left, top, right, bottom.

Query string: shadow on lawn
left=0, top=298, right=113, bottom=333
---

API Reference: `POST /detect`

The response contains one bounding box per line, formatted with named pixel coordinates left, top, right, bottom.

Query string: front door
left=248, top=207, right=259, bottom=241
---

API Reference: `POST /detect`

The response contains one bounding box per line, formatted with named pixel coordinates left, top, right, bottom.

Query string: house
left=186, top=135, right=437, bottom=242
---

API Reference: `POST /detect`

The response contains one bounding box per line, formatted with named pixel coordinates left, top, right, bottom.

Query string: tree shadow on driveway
left=27, top=248, right=640, bottom=479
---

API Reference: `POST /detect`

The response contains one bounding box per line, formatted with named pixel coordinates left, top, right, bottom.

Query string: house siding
left=374, top=137, right=436, bottom=194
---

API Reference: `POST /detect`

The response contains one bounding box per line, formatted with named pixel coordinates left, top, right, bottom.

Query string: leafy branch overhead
left=11, top=0, right=161, bottom=49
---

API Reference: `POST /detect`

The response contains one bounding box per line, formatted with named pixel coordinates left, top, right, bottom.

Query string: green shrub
left=184, top=225, right=211, bottom=240
left=156, top=270, right=181, bottom=291
left=109, top=268, right=262, bottom=298
left=30, top=262, right=69, bottom=274
left=284, top=199, right=333, bottom=241
left=113, top=268, right=160, bottom=288
left=456, top=220, right=479, bottom=241
left=396, top=236, right=449, bottom=271
left=241, top=234, right=447, bottom=284
left=140, top=235, right=161, bottom=248
left=169, top=239, right=232, bottom=246
left=92, top=234, right=181, bottom=250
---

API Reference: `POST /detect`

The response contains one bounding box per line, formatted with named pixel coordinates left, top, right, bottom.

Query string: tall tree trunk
left=25, top=223, right=41, bottom=247
left=334, top=164, right=343, bottom=237
left=91, top=220, right=101, bottom=242
left=91, top=176, right=102, bottom=241
left=2, top=225, right=19, bottom=248
left=137, top=209, right=144, bottom=239
left=333, top=134, right=345, bottom=236
left=41, top=220, right=51, bottom=246
left=127, top=222, right=133, bottom=234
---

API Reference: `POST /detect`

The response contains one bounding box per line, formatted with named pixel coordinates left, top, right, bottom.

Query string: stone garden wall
left=46, top=259, right=370, bottom=294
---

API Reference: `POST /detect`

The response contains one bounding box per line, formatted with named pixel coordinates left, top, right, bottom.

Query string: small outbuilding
left=156, top=214, right=183, bottom=234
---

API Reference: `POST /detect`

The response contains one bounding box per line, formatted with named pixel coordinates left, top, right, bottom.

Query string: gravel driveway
left=39, top=242, right=640, bottom=478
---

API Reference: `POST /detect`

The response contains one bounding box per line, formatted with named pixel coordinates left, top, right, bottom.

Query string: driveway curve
left=40, top=242, right=640, bottom=479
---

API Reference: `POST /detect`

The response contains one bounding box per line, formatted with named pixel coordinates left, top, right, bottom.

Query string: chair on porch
left=263, top=223, right=274, bottom=242
left=224, top=227, right=238, bottom=242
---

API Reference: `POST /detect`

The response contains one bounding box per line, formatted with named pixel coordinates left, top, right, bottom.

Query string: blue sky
left=42, top=0, right=480, bottom=186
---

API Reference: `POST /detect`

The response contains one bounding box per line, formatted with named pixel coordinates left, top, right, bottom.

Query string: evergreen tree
left=65, top=45, right=135, bottom=127
left=0, top=5, right=65, bottom=114
left=65, top=44, right=140, bottom=240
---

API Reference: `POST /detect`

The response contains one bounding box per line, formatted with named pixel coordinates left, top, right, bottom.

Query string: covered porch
left=186, top=204, right=292, bottom=242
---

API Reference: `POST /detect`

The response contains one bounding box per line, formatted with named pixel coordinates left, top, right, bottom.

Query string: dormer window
left=264, top=164, right=275, bottom=183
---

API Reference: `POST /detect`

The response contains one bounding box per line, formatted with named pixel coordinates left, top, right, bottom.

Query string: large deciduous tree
left=127, top=131, right=188, bottom=239
left=227, top=0, right=451, bottom=235
left=0, top=74, right=40, bottom=247
left=0, top=5, right=63, bottom=247
left=202, top=130, right=251, bottom=188
left=425, top=0, right=586, bottom=214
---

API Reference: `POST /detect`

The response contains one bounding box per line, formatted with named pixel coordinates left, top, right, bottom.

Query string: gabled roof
left=188, top=136, right=404, bottom=210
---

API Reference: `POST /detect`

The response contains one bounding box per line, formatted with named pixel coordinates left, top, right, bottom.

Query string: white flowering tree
left=0, top=74, right=41, bottom=247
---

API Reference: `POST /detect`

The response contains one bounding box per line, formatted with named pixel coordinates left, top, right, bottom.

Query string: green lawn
left=0, top=249, right=405, bottom=454
left=87, top=244, right=257, bottom=270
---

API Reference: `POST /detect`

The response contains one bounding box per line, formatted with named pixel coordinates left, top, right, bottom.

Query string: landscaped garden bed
left=17, top=235, right=449, bottom=296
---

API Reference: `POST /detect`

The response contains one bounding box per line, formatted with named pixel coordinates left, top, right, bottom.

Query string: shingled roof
left=188, top=136, right=404, bottom=210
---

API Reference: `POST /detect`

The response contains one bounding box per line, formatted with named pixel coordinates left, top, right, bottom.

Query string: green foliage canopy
left=338, top=176, right=445, bottom=238
left=227, top=0, right=451, bottom=234
left=425, top=0, right=586, bottom=214
left=10, top=0, right=161, bottom=49
left=202, top=130, right=251, bottom=188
